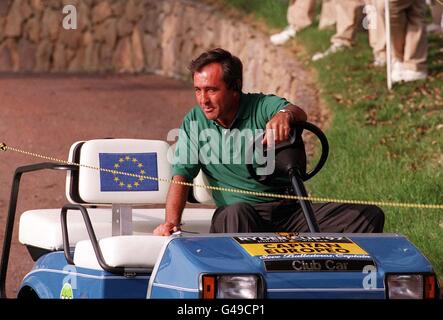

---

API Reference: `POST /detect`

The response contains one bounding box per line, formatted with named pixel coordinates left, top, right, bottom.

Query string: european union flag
left=99, top=153, right=159, bottom=192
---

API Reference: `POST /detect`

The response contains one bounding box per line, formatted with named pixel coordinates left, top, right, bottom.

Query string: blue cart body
left=20, top=233, right=435, bottom=299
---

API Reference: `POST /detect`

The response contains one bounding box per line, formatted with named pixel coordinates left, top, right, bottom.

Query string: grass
left=223, top=0, right=443, bottom=279
left=219, top=0, right=288, bottom=28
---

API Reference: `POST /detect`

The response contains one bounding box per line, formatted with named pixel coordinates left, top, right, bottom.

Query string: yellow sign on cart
left=234, top=233, right=369, bottom=258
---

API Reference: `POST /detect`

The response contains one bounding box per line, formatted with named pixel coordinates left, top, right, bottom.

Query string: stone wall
left=0, top=0, right=320, bottom=116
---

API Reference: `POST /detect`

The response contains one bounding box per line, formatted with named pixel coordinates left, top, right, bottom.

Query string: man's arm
left=153, top=175, right=190, bottom=236
left=262, top=104, right=307, bottom=145
left=283, top=104, right=308, bottom=122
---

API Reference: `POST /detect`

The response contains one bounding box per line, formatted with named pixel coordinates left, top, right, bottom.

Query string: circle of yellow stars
left=113, top=155, right=145, bottom=189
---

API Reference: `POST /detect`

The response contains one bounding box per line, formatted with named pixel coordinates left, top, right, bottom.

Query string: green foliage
left=223, top=0, right=288, bottom=28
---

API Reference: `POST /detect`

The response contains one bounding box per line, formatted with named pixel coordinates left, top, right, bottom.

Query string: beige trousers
left=287, top=0, right=336, bottom=31
left=331, top=0, right=365, bottom=46
left=287, top=0, right=316, bottom=31
left=429, top=1, right=442, bottom=26
left=389, top=0, right=427, bottom=71
left=319, top=0, right=337, bottom=29
left=365, top=0, right=386, bottom=61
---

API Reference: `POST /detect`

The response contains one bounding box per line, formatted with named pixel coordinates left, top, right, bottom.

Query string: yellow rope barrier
left=1, top=142, right=442, bottom=209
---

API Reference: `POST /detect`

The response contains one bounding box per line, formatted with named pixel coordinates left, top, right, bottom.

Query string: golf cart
left=0, top=122, right=439, bottom=299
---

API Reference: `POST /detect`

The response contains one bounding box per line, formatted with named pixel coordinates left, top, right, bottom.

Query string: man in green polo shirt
left=153, top=48, right=384, bottom=236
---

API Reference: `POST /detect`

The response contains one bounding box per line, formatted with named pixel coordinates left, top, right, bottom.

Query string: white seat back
left=65, top=139, right=171, bottom=204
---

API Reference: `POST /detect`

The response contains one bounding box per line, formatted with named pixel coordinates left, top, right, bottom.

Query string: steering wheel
left=246, top=121, right=329, bottom=186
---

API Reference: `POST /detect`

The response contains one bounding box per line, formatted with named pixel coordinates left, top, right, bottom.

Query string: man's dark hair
left=189, top=48, right=243, bottom=92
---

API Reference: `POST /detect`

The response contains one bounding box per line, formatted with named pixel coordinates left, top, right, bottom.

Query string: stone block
left=47, top=0, right=62, bottom=10
left=77, top=1, right=91, bottom=31
left=131, top=25, right=144, bottom=72
left=117, top=15, right=133, bottom=37
left=59, top=28, right=82, bottom=49
left=113, top=36, right=133, bottom=72
left=0, top=41, right=13, bottom=71
left=92, top=1, right=112, bottom=24
left=20, top=0, right=32, bottom=20
left=18, top=37, right=36, bottom=71
left=125, top=0, right=142, bottom=22
left=0, top=0, right=12, bottom=17
left=99, top=41, right=113, bottom=69
left=0, top=17, right=5, bottom=42
left=41, top=9, right=60, bottom=41
left=84, top=42, right=100, bottom=71
left=65, top=47, right=75, bottom=62
left=35, top=39, right=53, bottom=71
left=4, top=0, right=23, bottom=37
left=53, top=42, right=66, bottom=71
left=68, top=46, right=84, bottom=71
left=82, top=30, right=93, bottom=46
left=110, top=1, right=124, bottom=17
left=143, top=33, right=161, bottom=70
left=94, top=17, right=116, bottom=48
left=141, top=8, right=159, bottom=35
left=30, top=0, right=43, bottom=13
left=25, top=17, right=40, bottom=42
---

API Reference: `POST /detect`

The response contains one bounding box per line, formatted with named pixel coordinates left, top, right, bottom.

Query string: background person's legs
left=389, top=0, right=409, bottom=63
left=428, top=0, right=443, bottom=32
left=431, top=1, right=443, bottom=25
left=312, top=0, right=364, bottom=61
left=287, top=0, right=317, bottom=31
left=319, top=0, right=337, bottom=30
left=271, top=0, right=317, bottom=45
left=390, top=0, right=427, bottom=81
left=403, top=0, right=428, bottom=72
left=366, top=0, right=386, bottom=66
left=331, top=0, right=364, bottom=47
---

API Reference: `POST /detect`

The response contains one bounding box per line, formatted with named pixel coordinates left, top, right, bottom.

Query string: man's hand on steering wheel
left=262, top=105, right=307, bottom=145
left=248, top=121, right=329, bottom=184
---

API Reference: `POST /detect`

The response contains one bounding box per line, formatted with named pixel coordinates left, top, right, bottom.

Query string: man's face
left=193, top=63, right=239, bottom=123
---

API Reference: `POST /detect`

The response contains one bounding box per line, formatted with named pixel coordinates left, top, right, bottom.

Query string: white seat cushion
left=19, top=208, right=214, bottom=251
left=74, top=235, right=168, bottom=270
left=193, top=170, right=215, bottom=205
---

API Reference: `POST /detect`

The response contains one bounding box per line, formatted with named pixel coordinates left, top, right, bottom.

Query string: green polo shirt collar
left=211, top=93, right=251, bottom=129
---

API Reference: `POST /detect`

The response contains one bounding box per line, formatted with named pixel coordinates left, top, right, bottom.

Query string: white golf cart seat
left=18, top=139, right=215, bottom=271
